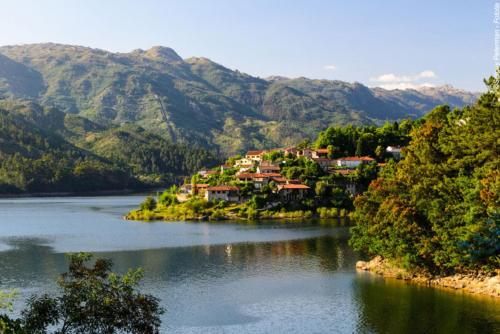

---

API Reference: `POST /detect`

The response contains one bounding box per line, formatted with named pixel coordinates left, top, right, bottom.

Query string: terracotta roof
left=205, top=170, right=219, bottom=174
left=280, top=184, right=310, bottom=190
left=193, top=183, right=209, bottom=188
left=258, top=173, right=282, bottom=177
left=271, top=177, right=288, bottom=183
left=338, top=156, right=375, bottom=161
left=237, top=172, right=282, bottom=179
left=246, top=150, right=265, bottom=156
left=315, top=148, right=329, bottom=154
left=207, top=186, right=239, bottom=191
left=236, top=173, right=256, bottom=179
left=259, top=165, right=280, bottom=170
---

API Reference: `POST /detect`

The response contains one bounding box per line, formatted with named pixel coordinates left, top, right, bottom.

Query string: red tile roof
left=246, top=150, right=265, bottom=156
left=280, top=184, right=310, bottom=189
left=259, top=165, right=280, bottom=170
left=193, top=183, right=209, bottom=188
left=236, top=173, right=256, bottom=179
left=315, top=148, right=329, bottom=154
left=237, top=172, right=282, bottom=179
left=258, top=173, right=282, bottom=177
left=271, top=177, right=288, bottom=183
left=207, top=186, right=239, bottom=191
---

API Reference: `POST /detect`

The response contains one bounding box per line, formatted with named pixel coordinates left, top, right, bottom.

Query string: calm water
left=0, top=196, right=498, bottom=333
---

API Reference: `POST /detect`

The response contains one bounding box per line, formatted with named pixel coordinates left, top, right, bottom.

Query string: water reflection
left=353, top=272, right=500, bottom=334
left=0, top=196, right=499, bottom=333
left=1, top=234, right=498, bottom=333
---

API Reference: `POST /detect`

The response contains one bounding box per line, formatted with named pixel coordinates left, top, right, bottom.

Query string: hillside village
left=185, top=147, right=390, bottom=203
left=127, top=143, right=404, bottom=221
left=127, top=117, right=414, bottom=222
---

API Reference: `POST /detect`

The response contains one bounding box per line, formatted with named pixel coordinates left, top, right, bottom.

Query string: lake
left=0, top=195, right=498, bottom=333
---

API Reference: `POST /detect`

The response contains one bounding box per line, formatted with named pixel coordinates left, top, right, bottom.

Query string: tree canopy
left=350, top=71, right=500, bottom=273
left=0, top=253, right=164, bottom=334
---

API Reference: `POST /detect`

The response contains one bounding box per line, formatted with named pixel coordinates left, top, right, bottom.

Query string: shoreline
left=0, top=188, right=162, bottom=199
left=356, top=256, right=500, bottom=298
left=125, top=206, right=351, bottom=222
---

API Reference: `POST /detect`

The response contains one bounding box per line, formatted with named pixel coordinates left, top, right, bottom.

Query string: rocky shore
left=356, top=256, right=500, bottom=298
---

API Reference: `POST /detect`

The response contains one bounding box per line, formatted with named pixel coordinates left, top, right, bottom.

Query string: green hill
left=0, top=43, right=479, bottom=155
left=0, top=101, right=218, bottom=194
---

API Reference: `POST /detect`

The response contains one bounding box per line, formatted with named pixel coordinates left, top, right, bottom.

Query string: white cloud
left=376, top=82, right=436, bottom=90
left=323, top=64, right=337, bottom=71
left=369, top=70, right=437, bottom=90
left=418, top=70, right=436, bottom=78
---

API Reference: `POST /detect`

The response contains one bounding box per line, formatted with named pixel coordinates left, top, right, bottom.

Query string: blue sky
left=0, top=0, right=494, bottom=91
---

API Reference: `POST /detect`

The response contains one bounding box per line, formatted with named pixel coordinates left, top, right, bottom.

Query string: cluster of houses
left=179, top=146, right=403, bottom=204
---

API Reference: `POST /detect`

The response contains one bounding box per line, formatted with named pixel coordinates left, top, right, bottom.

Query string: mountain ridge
left=0, top=43, right=480, bottom=155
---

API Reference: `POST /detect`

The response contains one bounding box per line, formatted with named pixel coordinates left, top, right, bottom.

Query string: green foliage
left=0, top=253, right=164, bottom=333
left=314, top=122, right=415, bottom=159
left=0, top=102, right=218, bottom=194
left=350, top=74, right=500, bottom=273
left=140, top=196, right=157, bottom=211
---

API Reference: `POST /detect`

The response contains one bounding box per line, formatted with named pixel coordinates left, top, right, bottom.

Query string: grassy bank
left=125, top=199, right=351, bottom=222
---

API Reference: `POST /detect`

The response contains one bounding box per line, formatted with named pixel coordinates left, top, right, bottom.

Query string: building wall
left=337, top=160, right=362, bottom=168
left=205, top=191, right=239, bottom=202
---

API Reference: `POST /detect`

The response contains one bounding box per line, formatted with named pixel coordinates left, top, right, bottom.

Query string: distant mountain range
left=0, top=43, right=479, bottom=155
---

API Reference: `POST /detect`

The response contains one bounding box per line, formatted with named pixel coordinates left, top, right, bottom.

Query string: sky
left=0, top=0, right=495, bottom=91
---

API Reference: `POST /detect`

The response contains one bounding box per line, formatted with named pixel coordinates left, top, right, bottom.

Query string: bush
left=140, top=196, right=157, bottom=211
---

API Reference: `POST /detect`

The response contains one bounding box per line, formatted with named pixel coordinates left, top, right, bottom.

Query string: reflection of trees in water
left=0, top=234, right=359, bottom=289
left=352, top=274, right=500, bottom=334
left=105, top=235, right=360, bottom=282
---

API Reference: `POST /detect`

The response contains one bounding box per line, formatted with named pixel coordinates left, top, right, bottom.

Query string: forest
left=350, top=72, right=500, bottom=273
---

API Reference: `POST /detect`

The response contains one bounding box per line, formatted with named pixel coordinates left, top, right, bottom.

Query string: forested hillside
left=350, top=72, right=500, bottom=273
left=0, top=43, right=479, bottom=155
left=0, top=101, right=218, bottom=194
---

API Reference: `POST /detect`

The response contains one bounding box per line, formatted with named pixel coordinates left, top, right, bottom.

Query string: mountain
left=0, top=100, right=218, bottom=194
left=0, top=43, right=480, bottom=155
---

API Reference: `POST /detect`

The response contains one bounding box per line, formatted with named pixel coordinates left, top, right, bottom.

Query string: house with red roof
left=336, top=156, right=375, bottom=168
left=205, top=185, right=240, bottom=202
left=277, top=184, right=311, bottom=201
left=257, top=164, right=281, bottom=174
left=245, top=150, right=266, bottom=162
left=312, top=148, right=329, bottom=159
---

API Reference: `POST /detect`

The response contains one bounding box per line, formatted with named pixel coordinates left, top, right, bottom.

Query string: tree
left=350, top=73, right=500, bottom=273
left=20, top=253, right=164, bottom=334
left=140, top=196, right=157, bottom=211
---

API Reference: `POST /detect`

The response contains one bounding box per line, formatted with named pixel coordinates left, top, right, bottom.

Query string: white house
left=257, top=164, right=280, bottom=174
left=235, top=158, right=254, bottom=167
left=277, top=184, right=310, bottom=202
left=245, top=150, right=266, bottom=162
left=312, top=148, right=329, bottom=159
left=337, top=156, right=375, bottom=168
left=205, top=186, right=240, bottom=202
